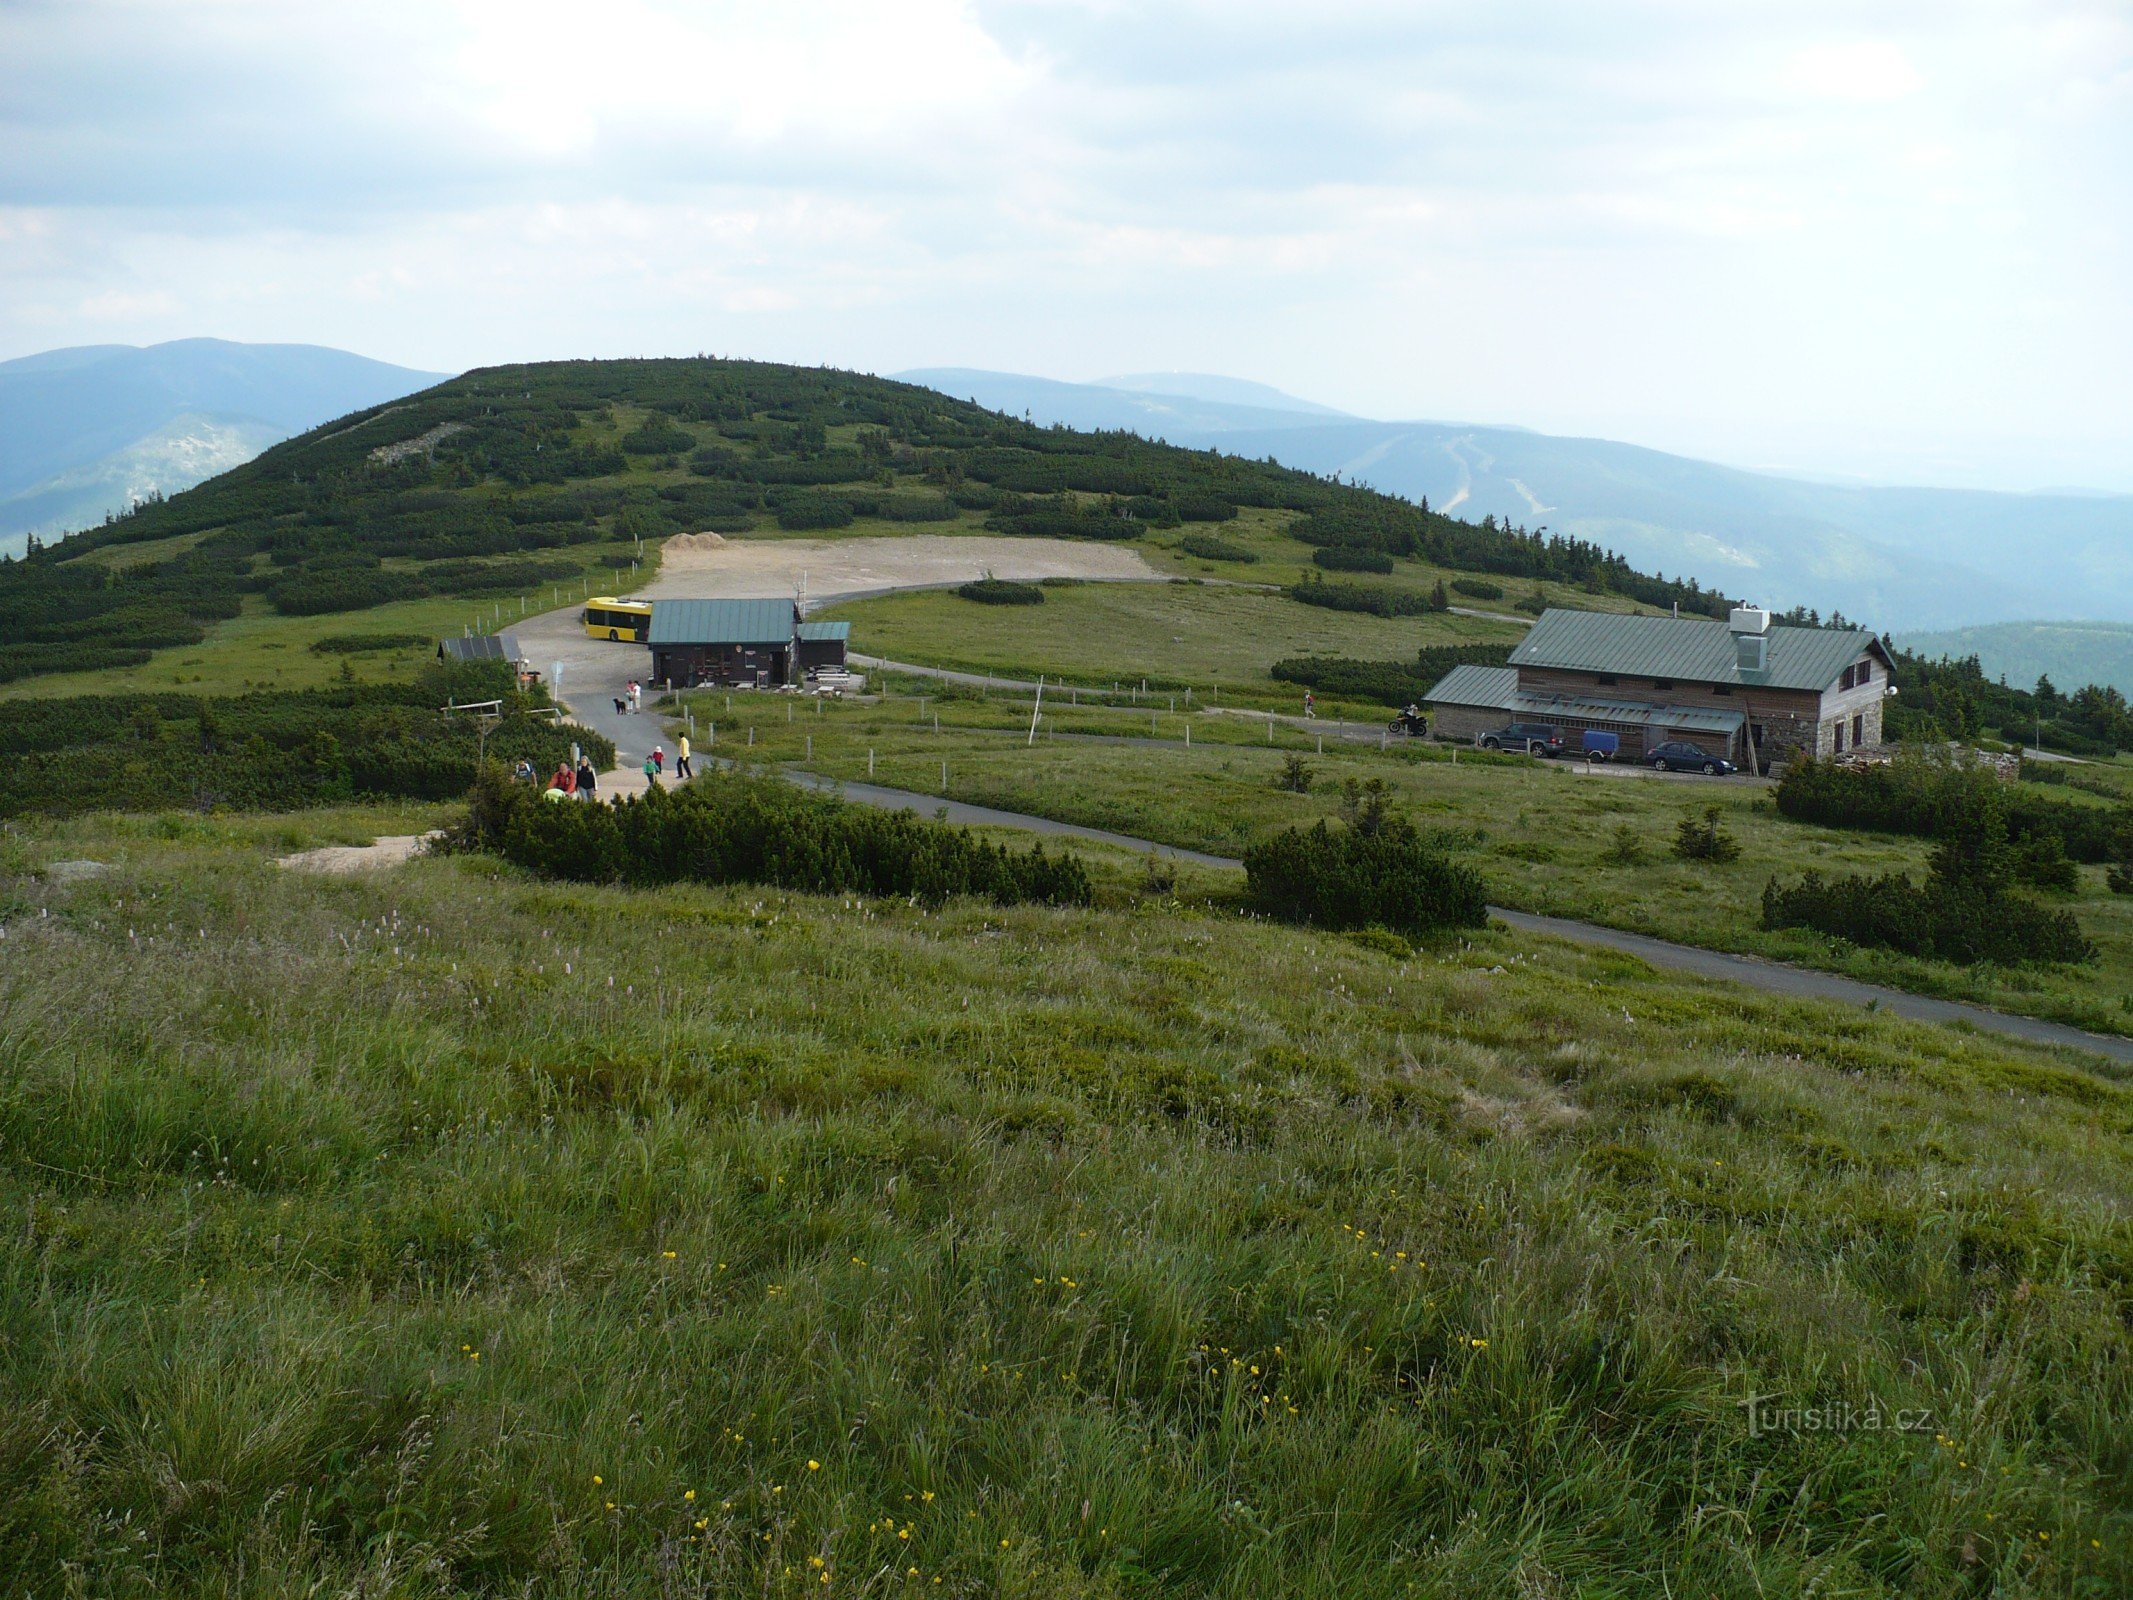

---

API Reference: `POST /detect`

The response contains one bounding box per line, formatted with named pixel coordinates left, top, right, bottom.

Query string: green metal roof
left=648, top=598, right=796, bottom=646
left=1425, top=664, right=1520, bottom=710
left=1425, top=664, right=1745, bottom=735
left=437, top=631, right=521, bottom=663
left=1508, top=608, right=1882, bottom=692
left=797, top=620, right=851, bottom=642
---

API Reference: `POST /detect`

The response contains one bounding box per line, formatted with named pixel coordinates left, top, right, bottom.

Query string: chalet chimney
left=1729, top=605, right=1770, bottom=673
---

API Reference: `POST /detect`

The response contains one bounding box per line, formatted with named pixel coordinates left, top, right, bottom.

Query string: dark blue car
left=1646, top=740, right=1736, bottom=775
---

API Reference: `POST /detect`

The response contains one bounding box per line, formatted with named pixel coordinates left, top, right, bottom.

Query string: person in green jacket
left=642, top=756, right=660, bottom=789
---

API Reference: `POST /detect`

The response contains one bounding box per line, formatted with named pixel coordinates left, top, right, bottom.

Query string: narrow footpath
left=779, top=772, right=2133, bottom=1069
left=512, top=614, right=2131, bottom=1069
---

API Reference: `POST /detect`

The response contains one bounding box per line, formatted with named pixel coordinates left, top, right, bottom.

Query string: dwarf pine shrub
left=487, top=769, right=1091, bottom=906
left=1243, top=814, right=1488, bottom=936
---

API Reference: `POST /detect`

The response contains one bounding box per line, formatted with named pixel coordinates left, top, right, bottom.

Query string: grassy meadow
left=680, top=688, right=2133, bottom=1037
left=821, top=584, right=1523, bottom=703
left=2, top=807, right=2131, bottom=1595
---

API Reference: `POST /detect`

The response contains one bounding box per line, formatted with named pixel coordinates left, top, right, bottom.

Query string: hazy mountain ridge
left=0, top=338, right=448, bottom=557
left=1900, top=620, right=2133, bottom=699
left=913, top=369, right=2132, bottom=635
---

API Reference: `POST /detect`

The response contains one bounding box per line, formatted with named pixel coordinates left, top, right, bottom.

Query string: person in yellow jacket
left=675, top=733, right=693, bottom=779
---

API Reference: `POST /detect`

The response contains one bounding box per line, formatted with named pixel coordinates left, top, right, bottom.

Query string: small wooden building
left=796, top=620, right=851, bottom=673
left=648, top=599, right=800, bottom=688
left=1426, top=607, right=1894, bottom=765
left=437, top=631, right=523, bottom=665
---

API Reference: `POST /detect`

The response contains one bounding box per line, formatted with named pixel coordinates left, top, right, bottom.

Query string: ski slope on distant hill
left=910, top=367, right=2133, bottom=634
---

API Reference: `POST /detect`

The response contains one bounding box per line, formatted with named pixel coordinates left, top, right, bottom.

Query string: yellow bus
left=582, top=596, right=652, bottom=642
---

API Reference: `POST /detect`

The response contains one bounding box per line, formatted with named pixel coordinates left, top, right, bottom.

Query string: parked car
left=1646, top=741, right=1736, bottom=775
left=1479, top=722, right=1566, bottom=756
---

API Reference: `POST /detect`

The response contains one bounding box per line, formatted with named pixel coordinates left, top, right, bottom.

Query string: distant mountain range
left=898, top=369, right=2133, bottom=636
left=1898, top=620, right=2133, bottom=699
left=0, top=339, right=448, bottom=558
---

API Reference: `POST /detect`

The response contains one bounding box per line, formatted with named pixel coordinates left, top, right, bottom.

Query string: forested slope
left=0, top=359, right=1737, bottom=689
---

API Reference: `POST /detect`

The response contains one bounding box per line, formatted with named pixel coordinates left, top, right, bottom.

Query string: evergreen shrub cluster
left=477, top=769, right=1091, bottom=906
left=1271, top=644, right=1515, bottom=708
left=1177, top=533, right=1256, bottom=563
left=1450, top=578, right=1504, bottom=600
left=955, top=579, right=1045, bottom=606
left=1760, top=875, right=2093, bottom=966
left=1244, top=785, right=1488, bottom=937
left=1311, top=547, right=1396, bottom=574
left=1762, top=792, right=2096, bottom=965
left=0, top=664, right=606, bottom=818
left=1285, top=577, right=1448, bottom=618
left=1776, top=753, right=2127, bottom=865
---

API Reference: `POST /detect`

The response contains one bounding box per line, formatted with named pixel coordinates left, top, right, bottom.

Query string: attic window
left=1713, top=685, right=1733, bottom=696
left=1593, top=673, right=1617, bottom=685
left=1650, top=678, right=1674, bottom=690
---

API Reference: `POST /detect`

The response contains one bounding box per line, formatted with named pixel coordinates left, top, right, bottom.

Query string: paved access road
left=779, top=774, right=2133, bottom=1068
left=508, top=595, right=2132, bottom=1069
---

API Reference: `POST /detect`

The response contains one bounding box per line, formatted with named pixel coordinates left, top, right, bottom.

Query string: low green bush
left=873, top=494, right=962, bottom=523
left=1761, top=873, right=2094, bottom=966
left=1777, top=752, right=2129, bottom=864
left=1272, top=644, right=1512, bottom=707
left=0, top=665, right=608, bottom=817
left=485, top=769, right=1091, bottom=906
left=619, top=421, right=695, bottom=455
left=1311, top=547, right=1394, bottom=574
left=1178, top=533, right=1256, bottom=563
left=1672, top=807, right=1741, bottom=863
left=1285, top=578, right=1446, bottom=618
left=773, top=494, right=855, bottom=531
left=955, top=578, right=1044, bottom=606
left=1244, top=808, right=1488, bottom=937
left=307, top=632, right=428, bottom=654
left=1450, top=577, right=1504, bottom=600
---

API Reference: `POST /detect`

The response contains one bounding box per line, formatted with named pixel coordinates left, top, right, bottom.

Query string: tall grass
left=1, top=813, right=2129, bottom=1595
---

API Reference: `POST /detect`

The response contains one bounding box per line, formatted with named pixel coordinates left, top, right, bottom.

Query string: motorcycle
left=1386, top=710, right=1428, bottom=737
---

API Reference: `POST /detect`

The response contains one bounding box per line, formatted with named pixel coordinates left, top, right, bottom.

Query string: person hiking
left=652, top=743, right=665, bottom=774
left=641, top=755, right=660, bottom=788
left=553, top=763, right=576, bottom=797
left=1303, top=690, right=1316, bottom=719
left=675, top=733, right=692, bottom=779
left=575, top=758, right=598, bottom=800
left=513, top=758, right=535, bottom=783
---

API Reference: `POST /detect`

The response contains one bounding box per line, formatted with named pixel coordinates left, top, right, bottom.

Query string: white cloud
left=1784, top=40, right=1925, bottom=103
left=0, top=1, right=2125, bottom=487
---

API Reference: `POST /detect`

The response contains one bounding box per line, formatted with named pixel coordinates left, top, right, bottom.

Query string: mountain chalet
left=1426, top=606, right=1894, bottom=767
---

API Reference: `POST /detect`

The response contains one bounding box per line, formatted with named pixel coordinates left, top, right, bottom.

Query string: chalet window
left=1838, top=665, right=1854, bottom=690
left=1853, top=712, right=1865, bottom=747
left=1650, top=679, right=1673, bottom=690
left=1833, top=720, right=1846, bottom=754
left=1855, top=659, right=1872, bottom=684
left=1713, top=685, right=1732, bottom=696
left=1594, top=674, right=1617, bottom=685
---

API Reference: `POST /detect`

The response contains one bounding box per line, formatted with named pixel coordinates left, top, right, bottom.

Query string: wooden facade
left=1425, top=609, right=1894, bottom=765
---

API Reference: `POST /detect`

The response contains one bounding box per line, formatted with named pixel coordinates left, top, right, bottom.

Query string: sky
left=2, top=0, right=2129, bottom=491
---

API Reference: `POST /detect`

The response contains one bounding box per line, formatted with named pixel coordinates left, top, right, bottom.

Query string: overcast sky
left=3, top=1, right=2127, bottom=489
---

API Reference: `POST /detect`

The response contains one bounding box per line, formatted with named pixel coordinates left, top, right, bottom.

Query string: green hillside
left=1901, top=620, right=2133, bottom=701
left=0, top=358, right=1733, bottom=697
left=3, top=808, right=2130, bottom=1594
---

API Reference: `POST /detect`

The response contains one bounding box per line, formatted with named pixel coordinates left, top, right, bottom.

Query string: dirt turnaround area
left=647, top=533, right=1159, bottom=599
